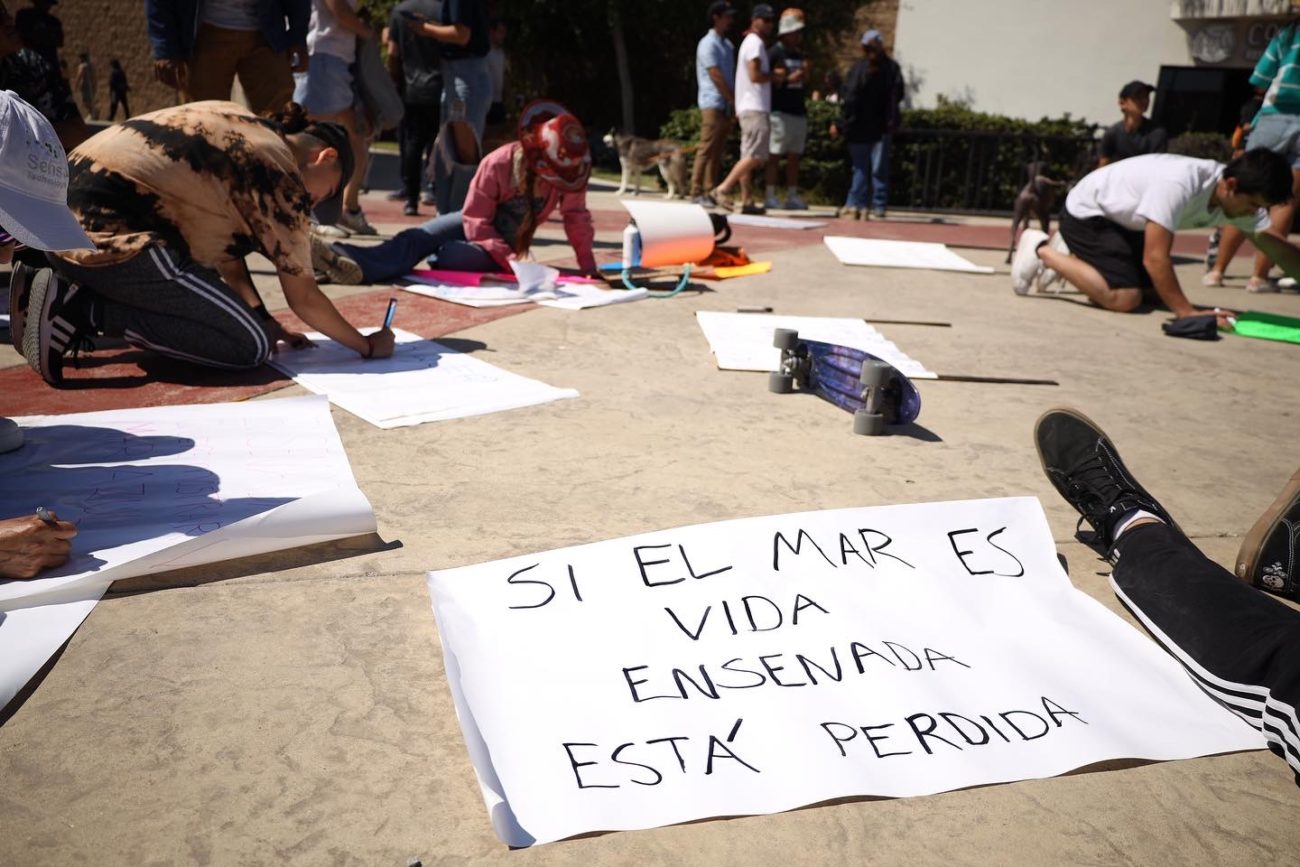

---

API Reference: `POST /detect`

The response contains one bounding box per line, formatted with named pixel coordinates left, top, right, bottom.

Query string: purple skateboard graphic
left=769, top=328, right=921, bottom=435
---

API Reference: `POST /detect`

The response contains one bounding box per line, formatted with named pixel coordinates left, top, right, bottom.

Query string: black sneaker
left=403, top=201, right=418, bottom=217
left=21, top=268, right=94, bottom=386
left=740, top=202, right=767, bottom=216
left=1034, top=408, right=1179, bottom=555
left=1235, top=469, right=1300, bottom=599
left=7, top=261, right=36, bottom=350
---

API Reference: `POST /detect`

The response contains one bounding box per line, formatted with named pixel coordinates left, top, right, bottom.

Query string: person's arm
left=410, top=0, right=470, bottom=46
left=0, top=513, right=77, bottom=580
left=558, top=190, right=597, bottom=274
left=1142, top=221, right=1225, bottom=322
left=146, top=0, right=190, bottom=88
left=279, top=271, right=395, bottom=358
left=747, top=55, right=774, bottom=85
left=1151, top=126, right=1169, bottom=153
left=1097, top=128, right=1116, bottom=168
left=322, top=0, right=373, bottom=39
left=460, top=157, right=515, bottom=270
left=707, top=66, right=733, bottom=106
left=215, top=259, right=312, bottom=350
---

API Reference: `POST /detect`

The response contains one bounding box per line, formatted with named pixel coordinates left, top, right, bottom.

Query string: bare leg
left=718, top=156, right=761, bottom=201
left=1251, top=167, right=1300, bottom=281
left=785, top=153, right=800, bottom=190
left=1208, top=223, right=1248, bottom=280
left=1039, top=247, right=1143, bottom=312
left=765, top=154, right=779, bottom=189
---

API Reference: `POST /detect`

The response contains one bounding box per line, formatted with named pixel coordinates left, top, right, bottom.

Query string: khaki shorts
left=739, top=111, right=771, bottom=160
left=770, top=112, right=807, bottom=155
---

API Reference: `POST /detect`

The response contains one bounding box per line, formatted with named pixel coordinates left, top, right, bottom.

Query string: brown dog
left=1006, top=161, right=1066, bottom=263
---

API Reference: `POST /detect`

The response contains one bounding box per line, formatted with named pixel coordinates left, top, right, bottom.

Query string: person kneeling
left=312, top=99, right=596, bottom=285
left=1012, top=149, right=1293, bottom=326
left=11, top=100, right=395, bottom=387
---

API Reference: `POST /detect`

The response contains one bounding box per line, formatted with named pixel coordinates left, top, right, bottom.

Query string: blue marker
left=382, top=297, right=398, bottom=330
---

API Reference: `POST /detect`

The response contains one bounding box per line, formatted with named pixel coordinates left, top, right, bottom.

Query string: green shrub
left=660, top=97, right=1099, bottom=211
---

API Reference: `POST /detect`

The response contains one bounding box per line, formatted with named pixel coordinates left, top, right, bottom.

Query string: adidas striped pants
left=50, top=244, right=272, bottom=369
left=1112, top=522, right=1300, bottom=782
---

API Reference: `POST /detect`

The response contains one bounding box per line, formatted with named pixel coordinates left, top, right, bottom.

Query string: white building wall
left=893, top=0, right=1195, bottom=124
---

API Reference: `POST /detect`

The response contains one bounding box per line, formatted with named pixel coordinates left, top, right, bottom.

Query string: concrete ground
left=3, top=185, right=1300, bottom=865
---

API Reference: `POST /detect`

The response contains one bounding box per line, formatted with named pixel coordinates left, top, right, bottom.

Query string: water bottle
left=621, top=223, right=641, bottom=268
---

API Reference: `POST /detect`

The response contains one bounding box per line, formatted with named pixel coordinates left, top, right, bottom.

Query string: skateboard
left=769, top=328, right=922, bottom=435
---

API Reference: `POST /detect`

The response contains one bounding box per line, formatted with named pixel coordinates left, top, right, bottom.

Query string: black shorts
left=1059, top=210, right=1154, bottom=293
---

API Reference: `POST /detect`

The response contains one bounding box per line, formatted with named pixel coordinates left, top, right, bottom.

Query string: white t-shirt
left=202, top=0, right=261, bottom=31
left=307, top=0, right=359, bottom=63
left=734, top=32, right=770, bottom=115
left=1066, top=154, right=1270, bottom=234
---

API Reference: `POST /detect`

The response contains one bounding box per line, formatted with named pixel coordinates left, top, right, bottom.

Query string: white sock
left=786, top=186, right=798, bottom=197
left=1114, top=509, right=1162, bottom=539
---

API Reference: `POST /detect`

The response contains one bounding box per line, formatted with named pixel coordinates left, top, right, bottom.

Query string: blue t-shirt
left=696, top=29, right=735, bottom=111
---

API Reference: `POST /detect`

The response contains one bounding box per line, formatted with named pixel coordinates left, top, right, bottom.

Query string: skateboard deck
left=769, top=328, right=921, bottom=435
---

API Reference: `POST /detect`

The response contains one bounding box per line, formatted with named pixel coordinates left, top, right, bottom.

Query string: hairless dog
left=1006, top=160, right=1066, bottom=263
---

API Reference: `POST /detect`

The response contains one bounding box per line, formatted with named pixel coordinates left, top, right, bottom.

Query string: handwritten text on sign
left=428, top=498, right=1261, bottom=846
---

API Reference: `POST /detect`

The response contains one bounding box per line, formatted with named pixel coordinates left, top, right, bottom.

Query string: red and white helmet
left=518, top=99, right=591, bottom=192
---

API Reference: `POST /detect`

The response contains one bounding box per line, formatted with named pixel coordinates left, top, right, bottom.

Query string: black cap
left=1119, top=80, right=1155, bottom=100
left=753, top=3, right=777, bottom=20
left=707, top=1, right=736, bottom=20
left=304, top=121, right=354, bottom=227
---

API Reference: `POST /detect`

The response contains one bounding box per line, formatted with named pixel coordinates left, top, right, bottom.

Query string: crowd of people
left=691, top=2, right=905, bottom=219
left=0, top=0, right=1299, bottom=788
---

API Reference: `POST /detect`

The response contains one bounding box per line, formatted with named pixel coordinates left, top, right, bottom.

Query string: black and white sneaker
left=7, top=261, right=37, bottom=350
left=1034, top=408, right=1179, bottom=556
left=1235, top=469, right=1300, bottom=599
left=21, top=268, right=94, bottom=386
left=309, top=234, right=363, bottom=285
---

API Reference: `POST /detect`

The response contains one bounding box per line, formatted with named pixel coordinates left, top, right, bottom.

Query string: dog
left=603, top=130, right=694, bottom=199
left=1006, top=160, right=1066, bottom=263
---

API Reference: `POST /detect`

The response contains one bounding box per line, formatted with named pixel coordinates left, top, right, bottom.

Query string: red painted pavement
left=3, top=287, right=530, bottom=417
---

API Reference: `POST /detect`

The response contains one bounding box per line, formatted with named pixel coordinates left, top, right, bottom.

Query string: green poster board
left=1234, top=310, right=1300, bottom=345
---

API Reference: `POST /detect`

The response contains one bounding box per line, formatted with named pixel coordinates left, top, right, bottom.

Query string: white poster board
left=695, top=311, right=937, bottom=380
left=622, top=200, right=715, bottom=268
left=824, top=236, right=995, bottom=274
left=0, top=395, right=376, bottom=709
left=725, top=214, right=827, bottom=230
left=428, top=498, right=1263, bottom=846
left=269, top=329, right=579, bottom=428
left=402, top=281, right=647, bottom=310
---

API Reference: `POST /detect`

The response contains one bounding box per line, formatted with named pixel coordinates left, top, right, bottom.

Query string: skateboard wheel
left=769, top=372, right=794, bottom=393
left=853, top=410, right=885, bottom=436
left=859, top=360, right=889, bottom=388
left=773, top=328, right=799, bottom=350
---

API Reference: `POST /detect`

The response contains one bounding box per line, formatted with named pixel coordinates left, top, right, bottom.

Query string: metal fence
left=890, top=128, right=1100, bottom=216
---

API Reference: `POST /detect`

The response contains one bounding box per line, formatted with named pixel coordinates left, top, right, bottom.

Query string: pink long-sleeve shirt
left=460, top=142, right=597, bottom=273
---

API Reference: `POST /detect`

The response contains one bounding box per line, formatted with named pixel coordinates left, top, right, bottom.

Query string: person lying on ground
left=1035, top=407, right=1300, bottom=783
left=1011, top=149, right=1293, bottom=327
left=0, top=89, right=86, bottom=577
left=9, top=100, right=396, bottom=387
left=311, top=98, right=595, bottom=285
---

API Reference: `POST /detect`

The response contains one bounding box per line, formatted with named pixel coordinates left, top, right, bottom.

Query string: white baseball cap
left=0, top=90, right=94, bottom=251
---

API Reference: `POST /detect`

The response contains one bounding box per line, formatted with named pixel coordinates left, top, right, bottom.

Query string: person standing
left=764, top=7, right=808, bottom=210
left=71, top=49, right=93, bottom=118
left=1097, top=81, right=1168, bottom=167
left=711, top=3, right=777, bottom=215
left=106, top=58, right=129, bottom=120
left=14, top=0, right=61, bottom=71
left=689, top=1, right=736, bottom=207
left=295, top=0, right=376, bottom=235
left=485, top=17, right=507, bottom=126
left=405, top=0, right=489, bottom=140
left=832, top=29, right=903, bottom=220
left=145, top=0, right=310, bottom=116
left=389, top=0, right=443, bottom=217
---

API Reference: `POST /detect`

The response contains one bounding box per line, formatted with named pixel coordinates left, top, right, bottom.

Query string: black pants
left=1112, top=522, right=1300, bottom=779
left=109, top=92, right=130, bottom=120
left=400, top=100, right=441, bottom=205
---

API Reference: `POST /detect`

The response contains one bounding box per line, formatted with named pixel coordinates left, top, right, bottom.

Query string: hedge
left=657, top=98, right=1115, bottom=212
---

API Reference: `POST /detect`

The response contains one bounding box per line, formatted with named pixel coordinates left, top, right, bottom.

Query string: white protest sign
left=0, top=395, right=376, bottom=709
left=824, top=236, right=995, bottom=274
left=428, top=497, right=1263, bottom=846
left=270, top=329, right=579, bottom=427
left=695, top=311, right=937, bottom=380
